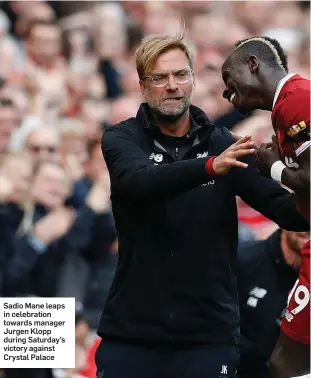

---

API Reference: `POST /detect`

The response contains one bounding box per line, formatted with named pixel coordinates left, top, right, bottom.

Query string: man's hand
left=212, top=135, right=256, bottom=175
left=256, top=136, right=280, bottom=177
left=63, top=153, right=84, bottom=181
left=86, top=174, right=111, bottom=214
left=32, top=207, right=76, bottom=245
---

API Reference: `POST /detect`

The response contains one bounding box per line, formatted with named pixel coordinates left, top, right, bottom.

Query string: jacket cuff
left=205, top=156, right=217, bottom=176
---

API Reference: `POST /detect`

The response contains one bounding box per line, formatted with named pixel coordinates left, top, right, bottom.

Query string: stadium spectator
left=1, top=160, right=107, bottom=297
left=59, top=117, right=88, bottom=170
left=0, top=84, right=30, bottom=126
left=0, top=151, right=34, bottom=289
left=0, top=98, right=17, bottom=154
left=23, top=124, right=61, bottom=162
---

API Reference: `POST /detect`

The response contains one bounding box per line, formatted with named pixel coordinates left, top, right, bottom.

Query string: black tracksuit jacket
left=97, top=104, right=309, bottom=346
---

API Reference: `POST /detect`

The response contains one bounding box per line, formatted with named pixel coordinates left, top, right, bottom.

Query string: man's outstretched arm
left=281, top=147, right=310, bottom=193
left=102, top=126, right=255, bottom=201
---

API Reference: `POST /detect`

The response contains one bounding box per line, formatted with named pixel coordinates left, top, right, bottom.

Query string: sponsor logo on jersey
left=284, top=309, right=294, bottom=322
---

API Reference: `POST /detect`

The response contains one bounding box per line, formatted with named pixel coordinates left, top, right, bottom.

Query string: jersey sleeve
left=277, top=89, right=310, bottom=157
left=281, top=240, right=310, bottom=344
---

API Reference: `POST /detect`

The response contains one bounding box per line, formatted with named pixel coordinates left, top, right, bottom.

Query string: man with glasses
left=95, top=32, right=309, bottom=378
left=24, top=124, right=60, bottom=162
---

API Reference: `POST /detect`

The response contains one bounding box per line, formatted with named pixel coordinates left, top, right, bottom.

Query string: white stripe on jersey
left=295, top=141, right=311, bottom=156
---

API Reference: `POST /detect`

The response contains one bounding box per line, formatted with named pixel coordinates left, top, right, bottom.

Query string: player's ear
left=248, top=56, right=259, bottom=73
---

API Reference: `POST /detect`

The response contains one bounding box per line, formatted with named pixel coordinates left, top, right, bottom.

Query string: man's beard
left=145, top=91, right=193, bottom=122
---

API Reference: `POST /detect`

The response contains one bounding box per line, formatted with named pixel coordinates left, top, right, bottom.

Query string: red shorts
left=281, top=240, right=310, bottom=344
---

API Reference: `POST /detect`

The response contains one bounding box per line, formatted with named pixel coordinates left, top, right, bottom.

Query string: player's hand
left=256, top=135, right=280, bottom=177
left=212, top=135, right=256, bottom=175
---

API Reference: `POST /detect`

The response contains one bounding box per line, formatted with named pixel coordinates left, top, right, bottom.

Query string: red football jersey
left=272, top=74, right=310, bottom=345
left=281, top=240, right=310, bottom=344
left=271, top=73, right=310, bottom=221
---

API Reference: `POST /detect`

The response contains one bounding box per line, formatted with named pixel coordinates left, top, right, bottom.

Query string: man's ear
left=248, top=56, right=259, bottom=73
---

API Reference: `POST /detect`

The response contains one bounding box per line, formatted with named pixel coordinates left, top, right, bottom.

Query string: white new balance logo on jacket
left=197, top=151, right=208, bottom=158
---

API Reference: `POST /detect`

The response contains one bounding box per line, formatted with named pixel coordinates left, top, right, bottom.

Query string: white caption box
left=0, top=297, right=75, bottom=368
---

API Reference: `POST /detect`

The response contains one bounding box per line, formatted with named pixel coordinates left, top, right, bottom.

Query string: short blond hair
left=135, top=30, right=194, bottom=80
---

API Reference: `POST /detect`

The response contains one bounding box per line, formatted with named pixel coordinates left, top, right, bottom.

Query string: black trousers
left=237, top=354, right=270, bottom=378
left=95, top=339, right=239, bottom=378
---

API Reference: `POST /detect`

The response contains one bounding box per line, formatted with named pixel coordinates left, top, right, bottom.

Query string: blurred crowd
left=0, top=1, right=309, bottom=377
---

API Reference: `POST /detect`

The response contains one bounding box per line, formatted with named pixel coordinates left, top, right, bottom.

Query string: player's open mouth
left=227, top=91, right=238, bottom=108
left=230, top=92, right=236, bottom=103
left=225, top=89, right=237, bottom=105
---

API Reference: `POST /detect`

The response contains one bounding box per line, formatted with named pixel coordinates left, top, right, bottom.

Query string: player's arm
left=281, top=146, right=310, bottom=192
left=270, top=330, right=310, bottom=378
left=280, top=118, right=310, bottom=192
left=256, top=130, right=310, bottom=193
left=257, top=87, right=310, bottom=192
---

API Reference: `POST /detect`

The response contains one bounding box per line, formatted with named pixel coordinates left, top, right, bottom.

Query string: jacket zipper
left=175, top=146, right=179, bottom=160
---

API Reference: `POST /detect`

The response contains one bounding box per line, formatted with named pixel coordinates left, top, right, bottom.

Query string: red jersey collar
left=272, top=72, right=297, bottom=109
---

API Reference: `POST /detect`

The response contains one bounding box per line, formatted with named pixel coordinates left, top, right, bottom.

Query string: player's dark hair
left=233, top=37, right=288, bottom=73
